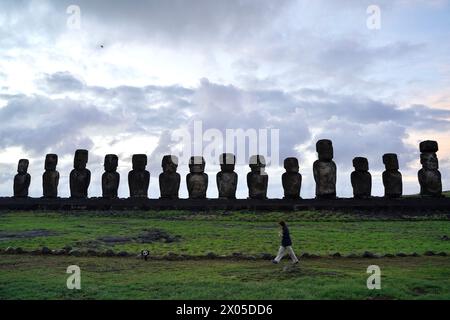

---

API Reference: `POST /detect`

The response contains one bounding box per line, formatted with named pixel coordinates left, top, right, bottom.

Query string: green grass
left=0, top=211, right=449, bottom=256
left=0, top=255, right=449, bottom=300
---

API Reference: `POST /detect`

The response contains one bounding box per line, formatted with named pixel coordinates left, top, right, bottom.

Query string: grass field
left=0, top=210, right=449, bottom=299
left=1, top=255, right=449, bottom=300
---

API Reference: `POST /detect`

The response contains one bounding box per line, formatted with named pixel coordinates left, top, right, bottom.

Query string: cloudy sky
left=1, top=0, right=450, bottom=198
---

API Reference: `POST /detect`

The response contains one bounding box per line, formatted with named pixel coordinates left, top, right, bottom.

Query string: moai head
left=162, top=155, right=178, bottom=173
left=420, top=153, right=439, bottom=170
left=17, top=159, right=29, bottom=174
left=189, top=156, right=205, bottom=173
left=104, top=154, right=118, bottom=172
left=132, top=154, right=147, bottom=171
left=249, top=155, right=266, bottom=173
left=353, top=157, right=368, bottom=171
left=382, top=153, right=399, bottom=170
left=419, top=140, right=438, bottom=153
left=220, top=153, right=236, bottom=173
left=74, top=149, right=88, bottom=170
left=45, top=154, right=58, bottom=171
left=316, top=139, right=334, bottom=161
left=284, top=157, right=299, bottom=173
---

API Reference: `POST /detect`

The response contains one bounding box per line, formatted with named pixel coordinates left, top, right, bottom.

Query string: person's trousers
left=274, top=245, right=299, bottom=263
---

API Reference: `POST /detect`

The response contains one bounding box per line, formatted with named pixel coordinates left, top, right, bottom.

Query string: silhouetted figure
left=247, top=155, right=268, bottom=199
left=14, top=159, right=30, bottom=198
left=128, top=154, right=149, bottom=198
left=102, top=154, right=120, bottom=199
left=70, top=149, right=91, bottom=198
left=418, top=140, right=442, bottom=197
left=382, top=153, right=402, bottom=198
left=159, top=155, right=180, bottom=199
left=43, top=154, right=59, bottom=198
left=313, top=139, right=336, bottom=199
left=351, top=157, right=371, bottom=199
left=217, top=153, right=238, bottom=199
left=282, top=157, right=302, bottom=200
left=187, top=156, right=208, bottom=199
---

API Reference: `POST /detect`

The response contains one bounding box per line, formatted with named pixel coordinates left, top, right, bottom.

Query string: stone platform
left=0, top=196, right=449, bottom=213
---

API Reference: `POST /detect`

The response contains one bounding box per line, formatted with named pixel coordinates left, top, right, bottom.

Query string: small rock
left=441, top=235, right=449, bottom=241
left=411, top=252, right=420, bottom=257
left=362, top=251, right=377, bottom=258
left=331, top=252, right=341, bottom=258
left=232, top=252, right=243, bottom=257
left=383, top=253, right=395, bottom=258
left=54, top=249, right=66, bottom=255
left=15, top=247, right=24, bottom=254
left=5, top=247, right=15, bottom=254
left=345, top=253, right=359, bottom=258
left=41, top=247, right=51, bottom=255
left=63, top=246, right=72, bottom=253
left=396, top=252, right=407, bottom=257
left=437, top=252, right=447, bottom=256
left=105, top=249, right=115, bottom=257
left=424, top=251, right=436, bottom=256
left=206, top=252, right=218, bottom=259
left=87, top=249, right=97, bottom=256
left=69, top=249, right=80, bottom=256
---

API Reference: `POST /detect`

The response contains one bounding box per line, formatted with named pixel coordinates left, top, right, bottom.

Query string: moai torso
left=102, top=154, right=120, bottom=199
left=14, top=159, right=31, bottom=198
left=43, top=154, right=59, bottom=198
left=418, top=141, right=442, bottom=197
left=187, top=156, right=208, bottom=199
left=128, top=154, right=150, bottom=198
left=313, top=140, right=336, bottom=199
left=382, top=153, right=402, bottom=198
left=247, top=155, right=268, bottom=200
left=70, top=149, right=91, bottom=198
left=217, top=153, right=238, bottom=199
left=282, top=157, right=302, bottom=200
left=351, top=157, right=371, bottom=199
left=159, top=155, right=180, bottom=199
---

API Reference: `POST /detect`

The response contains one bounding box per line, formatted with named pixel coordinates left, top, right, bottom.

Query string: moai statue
left=216, top=153, right=238, bottom=199
left=13, top=159, right=31, bottom=198
left=313, top=139, right=337, bottom=199
left=70, top=149, right=91, bottom=198
left=102, top=154, right=120, bottom=199
left=418, top=140, right=442, bottom=197
left=159, top=155, right=181, bottom=199
left=351, top=157, right=371, bottom=199
left=382, top=153, right=402, bottom=198
left=128, top=154, right=150, bottom=198
left=186, top=156, right=208, bottom=199
left=282, top=157, right=302, bottom=200
left=247, top=155, right=268, bottom=200
left=42, top=154, right=59, bottom=198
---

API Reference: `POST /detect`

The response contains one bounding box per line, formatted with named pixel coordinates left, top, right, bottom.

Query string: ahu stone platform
left=1, top=196, right=450, bottom=213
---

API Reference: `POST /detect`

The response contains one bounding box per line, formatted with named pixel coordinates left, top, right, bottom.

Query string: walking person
left=272, top=221, right=299, bottom=264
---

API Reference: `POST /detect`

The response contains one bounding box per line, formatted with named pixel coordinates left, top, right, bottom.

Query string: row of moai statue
left=12, top=139, right=443, bottom=199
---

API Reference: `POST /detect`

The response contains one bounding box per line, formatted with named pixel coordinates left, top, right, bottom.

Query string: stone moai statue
left=42, top=154, right=59, bottom=198
left=313, top=139, right=337, bottom=199
left=247, top=155, right=268, bottom=200
left=102, top=154, right=120, bottom=199
left=13, top=159, right=31, bottom=198
left=128, top=154, right=150, bottom=198
left=382, top=153, right=402, bottom=198
left=282, top=157, right=302, bottom=200
left=418, top=140, right=442, bottom=197
left=216, top=153, right=238, bottom=199
left=186, top=156, right=208, bottom=199
left=351, top=157, right=371, bottom=199
left=70, top=149, right=91, bottom=198
left=159, top=155, right=181, bottom=199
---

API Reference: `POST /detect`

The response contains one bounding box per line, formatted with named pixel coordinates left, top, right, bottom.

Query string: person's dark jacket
left=281, top=226, right=292, bottom=247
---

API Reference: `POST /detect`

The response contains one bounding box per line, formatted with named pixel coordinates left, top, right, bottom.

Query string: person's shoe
left=272, top=260, right=279, bottom=264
